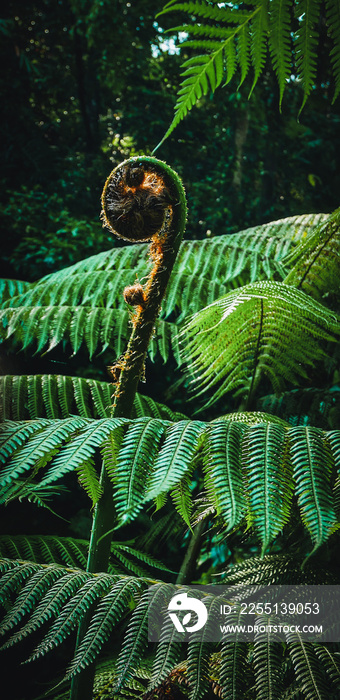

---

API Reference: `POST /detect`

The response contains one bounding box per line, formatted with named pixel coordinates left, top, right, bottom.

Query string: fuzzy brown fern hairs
left=101, top=161, right=173, bottom=242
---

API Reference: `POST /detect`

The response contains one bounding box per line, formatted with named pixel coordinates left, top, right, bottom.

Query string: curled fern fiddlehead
left=70, top=158, right=187, bottom=700
left=101, top=161, right=173, bottom=242
left=100, top=157, right=187, bottom=414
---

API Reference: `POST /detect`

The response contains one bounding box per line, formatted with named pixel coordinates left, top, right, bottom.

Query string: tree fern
left=180, top=280, right=340, bottom=406
left=155, top=0, right=340, bottom=145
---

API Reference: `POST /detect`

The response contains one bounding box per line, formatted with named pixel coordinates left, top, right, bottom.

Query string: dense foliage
left=1, top=2, right=340, bottom=700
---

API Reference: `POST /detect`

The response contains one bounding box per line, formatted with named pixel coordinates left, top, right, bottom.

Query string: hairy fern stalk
left=0, top=158, right=340, bottom=700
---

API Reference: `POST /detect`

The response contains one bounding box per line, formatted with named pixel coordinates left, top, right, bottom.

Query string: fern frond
left=203, top=421, right=247, bottom=531
left=1, top=419, right=88, bottom=490
left=0, top=566, right=72, bottom=638
left=288, top=426, right=338, bottom=557
left=148, top=614, right=183, bottom=692
left=66, top=577, right=145, bottom=679
left=170, top=468, right=194, bottom=528
left=268, top=0, right=292, bottom=107
left=0, top=305, right=178, bottom=363
left=113, top=585, right=163, bottom=692
left=220, top=552, right=339, bottom=585
left=294, top=0, right=321, bottom=111
left=243, top=423, right=292, bottom=555
left=112, top=418, right=167, bottom=522
left=186, top=596, right=220, bottom=700
left=314, top=645, right=340, bottom=690
left=285, top=630, right=330, bottom=699
left=258, top=387, right=340, bottom=429
left=27, top=574, right=114, bottom=662
left=0, top=278, right=31, bottom=304
left=0, top=417, right=87, bottom=488
left=145, top=420, right=205, bottom=502
left=1, top=568, right=90, bottom=648
left=254, top=620, right=284, bottom=699
left=0, top=418, right=51, bottom=463
left=325, top=0, right=340, bottom=102
left=39, top=417, right=127, bottom=489
left=283, top=207, right=340, bottom=302
left=249, top=0, right=269, bottom=95
left=180, top=281, right=340, bottom=406
left=0, top=373, right=184, bottom=422
left=0, top=535, right=88, bottom=569
left=220, top=614, right=249, bottom=698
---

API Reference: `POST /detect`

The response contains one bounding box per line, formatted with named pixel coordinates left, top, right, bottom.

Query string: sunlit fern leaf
left=180, top=281, right=340, bottom=406
left=144, top=420, right=205, bottom=502
left=285, top=630, right=331, bottom=699
left=26, top=574, right=114, bottom=663
left=294, top=0, right=321, bottom=112
left=257, top=387, right=340, bottom=430
left=215, top=411, right=290, bottom=426
left=113, top=585, right=164, bottom=692
left=0, top=417, right=88, bottom=488
left=0, top=278, right=31, bottom=304
left=288, top=426, right=338, bottom=558
left=242, top=423, right=293, bottom=555
left=283, top=207, right=340, bottom=302
left=253, top=620, right=284, bottom=699
left=203, top=421, right=247, bottom=531
left=112, top=418, right=168, bottom=522
left=326, top=0, right=340, bottom=102
left=66, top=577, right=145, bottom=679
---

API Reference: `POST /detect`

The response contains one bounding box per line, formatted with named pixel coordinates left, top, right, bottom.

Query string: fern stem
left=176, top=519, right=206, bottom=584
left=246, top=297, right=264, bottom=410
left=69, top=157, right=187, bottom=700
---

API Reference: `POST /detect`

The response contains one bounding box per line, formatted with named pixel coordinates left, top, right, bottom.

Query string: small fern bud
left=101, top=160, right=172, bottom=242
left=123, top=283, right=146, bottom=307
